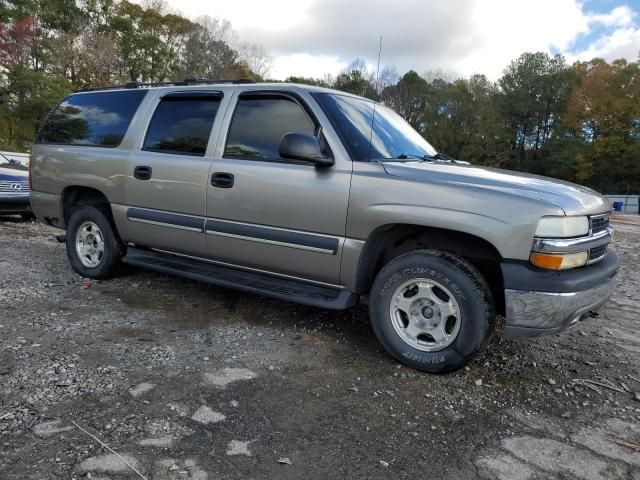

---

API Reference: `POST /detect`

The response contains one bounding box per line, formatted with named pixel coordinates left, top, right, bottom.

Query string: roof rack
left=79, top=78, right=255, bottom=92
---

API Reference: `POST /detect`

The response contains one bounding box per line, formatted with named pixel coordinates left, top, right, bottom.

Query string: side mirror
left=279, top=132, right=334, bottom=167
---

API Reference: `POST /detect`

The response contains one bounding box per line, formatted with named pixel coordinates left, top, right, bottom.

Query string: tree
left=0, top=0, right=267, bottom=150
left=0, top=65, right=69, bottom=150
left=381, top=70, right=428, bottom=129
left=334, top=58, right=378, bottom=99
left=0, top=16, right=38, bottom=69
left=285, top=76, right=332, bottom=88
left=497, top=52, right=575, bottom=171
left=180, top=22, right=238, bottom=80
left=237, top=42, right=272, bottom=80
left=565, top=58, right=640, bottom=193
left=466, top=75, right=509, bottom=163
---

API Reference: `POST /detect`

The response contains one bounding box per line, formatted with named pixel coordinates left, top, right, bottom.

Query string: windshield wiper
left=378, top=153, right=435, bottom=162
left=422, top=152, right=452, bottom=161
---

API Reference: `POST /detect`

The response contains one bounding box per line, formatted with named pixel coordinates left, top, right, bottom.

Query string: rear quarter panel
left=29, top=89, right=157, bottom=227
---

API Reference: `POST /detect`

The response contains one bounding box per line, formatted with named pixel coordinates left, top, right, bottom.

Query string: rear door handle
left=134, top=165, right=152, bottom=180
left=211, top=172, right=234, bottom=188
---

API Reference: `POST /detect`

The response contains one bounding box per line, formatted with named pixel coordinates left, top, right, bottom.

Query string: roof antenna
left=375, top=34, right=383, bottom=92
left=367, top=35, right=383, bottom=161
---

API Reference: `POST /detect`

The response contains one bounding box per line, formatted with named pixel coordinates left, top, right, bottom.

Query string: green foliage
left=0, top=0, right=263, bottom=151
left=564, top=59, right=640, bottom=193
left=0, top=1, right=638, bottom=192
left=333, top=58, right=379, bottom=99
left=497, top=52, right=576, bottom=171
left=327, top=52, right=639, bottom=193
left=285, top=76, right=332, bottom=88
left=0, top=65, right=70, bottom=150
left=381, top=70, right=428, bottom=129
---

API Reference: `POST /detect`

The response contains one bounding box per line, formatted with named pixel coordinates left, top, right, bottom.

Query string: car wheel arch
left=61, top=186, right=113, bottom=226
left=354, top=223, right=505, bottom=313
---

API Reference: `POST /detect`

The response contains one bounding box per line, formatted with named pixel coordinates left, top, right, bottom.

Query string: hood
left=0, top=165, right=29, bottom=182
left=381, top=161, right=610, bottom=216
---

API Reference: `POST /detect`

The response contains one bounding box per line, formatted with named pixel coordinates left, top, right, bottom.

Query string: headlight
left=530, top=251, right=589, bottom=270
left=535, top=216, right=589, bottom=238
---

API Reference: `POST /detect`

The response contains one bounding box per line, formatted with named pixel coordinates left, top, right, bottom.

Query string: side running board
left=122, top=248, right=359, bottom=310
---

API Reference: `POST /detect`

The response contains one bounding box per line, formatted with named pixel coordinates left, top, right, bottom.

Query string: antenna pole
left=375, top=35, right=383, bottom=93
left=367, top=35, right=383, bottom=161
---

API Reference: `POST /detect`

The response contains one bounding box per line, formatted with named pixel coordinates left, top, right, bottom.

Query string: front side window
left=37, top=90, right=147, bottom=147
left=224, top=95, right=315, bottom=160
left=314, top=93, right=437, bottom=161
left=143, top=95, right=221, bottom=156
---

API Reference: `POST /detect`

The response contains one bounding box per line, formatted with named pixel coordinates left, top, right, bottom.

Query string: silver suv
left=29, top=80, right=618, bottom=372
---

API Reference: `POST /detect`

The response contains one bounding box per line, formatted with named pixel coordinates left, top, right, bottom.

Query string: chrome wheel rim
left=75, top=221, right=105, bottom=268
left=389, top=278, right=461, bottom=352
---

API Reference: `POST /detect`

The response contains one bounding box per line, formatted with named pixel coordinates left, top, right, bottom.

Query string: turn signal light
left=530, top=252, right=588, bottom=270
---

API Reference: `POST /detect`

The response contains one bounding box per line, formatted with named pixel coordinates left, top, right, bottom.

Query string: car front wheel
left=369, top=250, right=495, bottom=373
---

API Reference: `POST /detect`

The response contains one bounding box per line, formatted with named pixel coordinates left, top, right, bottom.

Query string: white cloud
left=271, top=54, right=347, bottom=80
left=587, top=5, right=635, bottom=28
left=164, top=0, right=640, bottom=80
left=570, top=26, right=640, bottom=62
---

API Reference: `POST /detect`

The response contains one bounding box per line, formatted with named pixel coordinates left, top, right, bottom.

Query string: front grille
left=589, top=244, right=607, bottom=262
left=590, top=214, right=609, bottom=234
left=0, top=180, right=30, bottom=193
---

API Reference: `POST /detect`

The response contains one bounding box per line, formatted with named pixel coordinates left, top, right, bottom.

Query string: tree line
left=2, top=1, right=639, bottom=194
left=0, top=0, right=270, bottom=152
left=289, top=53, right=640, bottom=195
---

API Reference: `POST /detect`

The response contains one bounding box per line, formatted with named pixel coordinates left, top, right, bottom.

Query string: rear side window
left=224, top=95, right=315, bottom=160
left=143, top=95, right=221, bottom=156
left=36, top=90, right=147, bottom=147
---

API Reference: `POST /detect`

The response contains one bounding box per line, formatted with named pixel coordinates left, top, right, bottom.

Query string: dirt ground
left=1, top=214, right=639, bottom=480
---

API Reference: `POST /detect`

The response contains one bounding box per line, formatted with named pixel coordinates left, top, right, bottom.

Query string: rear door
left=205, top=88, right=352, bottom=284
left=124, top=90, right=227, bottom=257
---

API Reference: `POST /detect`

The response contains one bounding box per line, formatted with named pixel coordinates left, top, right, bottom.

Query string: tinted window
left=225, top=96, right=315, bottom=160
left=314, top=93, right=437, bottom=161
left=143, top=96, right=220, bottom=156
left=37, top=90, right=147, bottom=147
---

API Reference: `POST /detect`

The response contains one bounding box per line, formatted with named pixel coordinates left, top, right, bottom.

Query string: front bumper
left=502, top=251, right=619, bottom=338
left=0, top=193, right=31, bottom=214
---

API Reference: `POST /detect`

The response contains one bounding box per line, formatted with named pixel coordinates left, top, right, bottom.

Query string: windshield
left=0, top=153, right=28, bottom=171
left=314, top=93, right=437, bottom=161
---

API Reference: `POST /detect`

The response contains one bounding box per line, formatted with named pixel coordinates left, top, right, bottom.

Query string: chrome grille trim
left=531, top=213, right=613, bottom=266
left=588, top=244, right=608, bottom=264
left=589, top=213, right=609, bottom=235
left=531, top=227, right=612, bottom=255
left=0, top=180, right=30, bottom=193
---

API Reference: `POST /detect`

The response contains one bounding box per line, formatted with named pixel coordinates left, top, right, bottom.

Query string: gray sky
left=162, top=0, right=640, bottom=79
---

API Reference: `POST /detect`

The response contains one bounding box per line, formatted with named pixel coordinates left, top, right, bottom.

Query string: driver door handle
left=134, top=165, right=152, bottom=180
left=211, top=172, right=234, bottom=188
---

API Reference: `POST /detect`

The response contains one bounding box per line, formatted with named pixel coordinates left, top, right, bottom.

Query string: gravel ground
left=1, top=214, right=639, bottom=479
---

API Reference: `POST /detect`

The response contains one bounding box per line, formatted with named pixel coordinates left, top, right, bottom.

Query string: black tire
left=369, top=249, right=495, bottom=373
left=21, top=213, right=35, bottom=221
left=66, top=205, right=122, bottom=280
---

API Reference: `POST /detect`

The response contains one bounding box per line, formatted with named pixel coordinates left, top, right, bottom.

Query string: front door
left=124, top=90, right=225, bottom=258
left=205, top=89, right=352, bottom=285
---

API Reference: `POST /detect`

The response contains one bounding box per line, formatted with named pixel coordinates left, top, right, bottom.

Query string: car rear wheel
left=369, top=250, right=495, bottom=373
left=66, top=206, right=122, bottom=279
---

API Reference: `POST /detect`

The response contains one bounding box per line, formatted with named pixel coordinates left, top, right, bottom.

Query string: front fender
left=339, top=161, right=562, bottom=291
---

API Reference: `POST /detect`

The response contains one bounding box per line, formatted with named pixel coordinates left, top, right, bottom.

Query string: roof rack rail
left=79, top=78, right=255, bottom=92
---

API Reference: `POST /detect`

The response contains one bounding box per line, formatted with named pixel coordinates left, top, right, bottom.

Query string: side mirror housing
left=279, top=132, right=334, bottom=167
